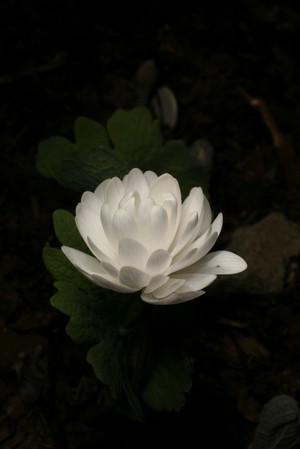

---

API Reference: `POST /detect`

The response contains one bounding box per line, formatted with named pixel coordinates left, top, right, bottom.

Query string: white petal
left=191, top=250, right=247, bottom=274
left=145, top=249, right=172, bottom=275
left=143, top=274, right=169, bottom=293
left=78, top=191, right=101, bottom=215
left=144, top=170, right=158, bottom=188
left=176, top=273, right=217, bottom=291
left=198, top=195, right=212, bottom=234
left=118, top=238, right=149, bottom=269
left=62, top=246, right=103, bottom=276
left=150, top=277, right=185, bottom=299
left=123, top=168, right=150, bottom=198
left=119, top=266, right=150, bottom=289
left=169, top=212, right=223, bottom=272
left=150, top=173, right=181, bottom=207
left=112, top=208, right=138, bottom=240
left=87, top=236, right=116, bottom=264
left=141, top=288, right=204, bottom=305
left=91, top=273, right=135, bottom=292
left=76, top=210, right=115, bottom=260
left=169, top=230, right=219, bottom=274
left=163, top=193, right=181, bottom=247
left=94, top=178, right=111, bottom=202
left=105, top=177, right=125, bottom=212
left=100, top=202, right=112, bottom=238
left=170, top=211, right=199, bottom=256
left=150, top=205, right=168, bottom=248
left=119, top=191, right=140, bottom=215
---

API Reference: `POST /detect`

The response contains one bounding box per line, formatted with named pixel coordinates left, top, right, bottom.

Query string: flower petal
left=76, top=209, right=115, bottom=260
left=191, top=250, right=247, bottom=274
left=169, top=213, right=223, bottom=272
left=170, top=211, right=199, bottom=256
left=150, top=205, right=169, bottom=249
left=62, top=246, right=103, bottom=277
left=123, top=168, right=150, bottom=198
left=144, top=170, right=158, bottom=188
left=143, top=274, right=170, bottom=293
left=119, top=266, right=150, bottom=289
left=91, top=273, right=135, bottom=292
left=112, top=208, right=138, bottom=241
left=105, top=177, right=125, bottom=212
left=118, top=238, right=149, bottom=269
left=141, top=288, right=205, bottom=305
left=145, top=249, right=172, bottom=275
left=150, top=277, right=185, bottom=299
left=150, top=173, right=181, bottom=207
left=176, top=273, right=217, bottom=291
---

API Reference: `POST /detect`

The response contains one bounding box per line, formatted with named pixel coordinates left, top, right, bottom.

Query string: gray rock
left=219, top=213, right=300, bottom=295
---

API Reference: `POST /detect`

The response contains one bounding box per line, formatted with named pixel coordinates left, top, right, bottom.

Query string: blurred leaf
left=74, top=117, right=111, bottom=154
left=53, top=209, right=89, bottom=252
left=142, top=345, right=192, bottom=411
left=36, top=136, right=76, bottom=180
left=107, top=106, right=162, bottom=164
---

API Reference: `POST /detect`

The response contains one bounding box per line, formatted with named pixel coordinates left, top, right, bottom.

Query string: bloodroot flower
left=62, top=168, right=247, bottom=305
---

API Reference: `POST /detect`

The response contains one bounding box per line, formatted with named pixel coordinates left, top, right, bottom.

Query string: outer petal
left=62, top=246, right=135, bottom=293
left=168, top=213, right=223, bottom=273
left=76, top=208, right=115, bottom=261
left=118, top=238, right=149, bottom=269
left=119, top=266, right=150, bottom=289
left=62, top=246, right=103, bottom=277
left=176, top=273, right=217, bottom=291
left=141, top=288, right=205, bottom=305
left=189, top=250, right=247, bottom=274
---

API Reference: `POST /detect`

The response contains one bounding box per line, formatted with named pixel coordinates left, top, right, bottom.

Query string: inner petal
left=112, top=208, right=138, bottom=241
left=150, top=205, right=169, bottom=249
left=150, top=173, right=181, bottom=207
left=118, top=191, right=141, bottom=216
left=123, top=168, right=150, bottom=198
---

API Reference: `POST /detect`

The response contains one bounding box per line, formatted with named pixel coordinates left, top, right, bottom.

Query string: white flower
left=62, top=168, right=247, bottom=305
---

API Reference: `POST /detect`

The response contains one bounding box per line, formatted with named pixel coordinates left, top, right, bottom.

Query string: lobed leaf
left=51, top=281, right=104, bottom=343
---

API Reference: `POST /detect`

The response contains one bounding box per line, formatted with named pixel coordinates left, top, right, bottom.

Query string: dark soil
left=1, top=1, right=300, bottom=448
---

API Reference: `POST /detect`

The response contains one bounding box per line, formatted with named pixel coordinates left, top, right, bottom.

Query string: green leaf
left=141, top=345, right=192, bottom=411
left=42, top=247, right=91, bottom=290
left=60, top=146, right=131, bottom=192
left=107, top=107, right=162, bottom=164
left=87, top=328, right=125, bottom=398
left=51, top=281, right=105, bottom=343
left=36, top=136, right=76, bottom=180
left=53, top=209, right=89, bottom=252
left=74, top=117, right=111, bottom=154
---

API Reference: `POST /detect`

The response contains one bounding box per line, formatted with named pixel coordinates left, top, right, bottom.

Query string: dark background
left=1, top=1, right=300, bottom=448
